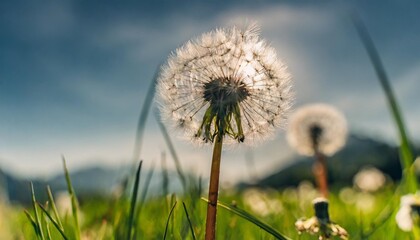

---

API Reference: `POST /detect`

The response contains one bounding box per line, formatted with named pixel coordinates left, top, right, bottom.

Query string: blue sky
left=1, top=0, right=419, bottom=182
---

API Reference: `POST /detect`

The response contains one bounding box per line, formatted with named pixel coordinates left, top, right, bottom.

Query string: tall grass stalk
left=351, top=13, right=417, bottom=193
left=202, top=198, right=291, bottom=240
left=37, top=202, right=68, bottom=240
left=46, top=185, right=63, bottom=230
left=62, top=157, right=81, bottom=240
left=24, top=210, right=39, bottom=237
left=30, top=182, right=45, bottom=240
left=163, top=201, right=177, bottom=240
left=182, top=202, right=197, bottom=240
left=155, top=110, right=188, bottom=193
left=127, top=161, right=142, bottom=240
left=131, top=69, right=158, bottom=165
left=135, top=163, right=155, bottom=222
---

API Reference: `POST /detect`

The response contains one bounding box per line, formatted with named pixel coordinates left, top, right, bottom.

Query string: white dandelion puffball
left=287, top=103, right=347, bottom=156
left=396, top=193, right=420, bottom=232
left=353, top=167, right=386, bottom=192
left=156, top=24, right=293, bottom=145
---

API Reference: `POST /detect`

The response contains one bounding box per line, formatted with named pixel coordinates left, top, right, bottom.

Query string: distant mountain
left=1, top=134, right=418, bottom=204
left=240, top=135, right=419, bottom=189
left=0, top=164, right=184, bottom=205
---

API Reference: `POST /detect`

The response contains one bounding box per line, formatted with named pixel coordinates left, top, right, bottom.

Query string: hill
left=241, top=135, right=418, bottom=189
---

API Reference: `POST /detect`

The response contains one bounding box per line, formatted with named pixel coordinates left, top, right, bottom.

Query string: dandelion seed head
left=287, top=103, right=347, bottom=156
left=157, top=24, right=293, bottom=145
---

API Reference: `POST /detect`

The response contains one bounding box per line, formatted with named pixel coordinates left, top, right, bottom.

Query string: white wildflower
left=287, top=103, right=347, bottom=156
left=396, top=193, right=420, bottom=232
left=156, top=24, right=293, bottom=145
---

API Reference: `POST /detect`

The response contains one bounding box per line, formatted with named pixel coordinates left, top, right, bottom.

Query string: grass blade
left=127, top=161, right=143, bottom=240
left=351, top=13, right=417, bottom=193
left=62, top=157, right=81, bottom=240
left=202, top=198, right=291, bottom=240
left=132, top=68, right=159, bottom=164
left=46, top=225, right=52, bottom=240
left=161, top=152, right=169, bottom=198
left=154, top=109, right=187, bottom=193
left=361, top=185, right=402, bottom=238
left=24, top=210, right=40, bottom=238
left=30, top=182, right=45, bottom=240
left=37, top=202, right=69, bottom=240
left=163, top=201, right=177, bottom=240
left=136, top=163, right=155, bottom=218
left=46, top=185, right=63, bottom=230
left=182, top=202, right=197, bottom=240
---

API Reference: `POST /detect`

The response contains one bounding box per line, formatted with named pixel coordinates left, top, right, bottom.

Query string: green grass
left=2, top=179, right=416, bottom=239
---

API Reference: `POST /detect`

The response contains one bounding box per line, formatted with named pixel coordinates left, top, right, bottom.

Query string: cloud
left=1, top=1, right=419, bottom=182
left=1, top=0, right=76, bottom=40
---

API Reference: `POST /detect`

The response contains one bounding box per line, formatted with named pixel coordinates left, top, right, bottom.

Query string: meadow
left=1, top=12, right=419, bottom=240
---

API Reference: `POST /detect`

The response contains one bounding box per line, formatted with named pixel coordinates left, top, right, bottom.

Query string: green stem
left=205, top=136, right=223, bottom=240
left=351, top=13, right=417, bottom=193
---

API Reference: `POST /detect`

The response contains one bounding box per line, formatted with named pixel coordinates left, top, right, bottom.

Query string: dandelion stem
left=205, top=136, right=223, bottom=240
left=313, top=151, right=328, bottom=198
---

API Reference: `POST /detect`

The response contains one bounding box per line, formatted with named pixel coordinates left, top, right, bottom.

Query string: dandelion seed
left=287, top=103, right=347, bottom=157
left=396, top=193, right=420, bottom=232
left=157, top=24, right=293, bottom=145
left=156, top=24, right=293, bottom=240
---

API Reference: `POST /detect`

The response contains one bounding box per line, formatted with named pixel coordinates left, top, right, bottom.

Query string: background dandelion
left=287, top=103, right=347, bottom=157
left=287, top=103, right=347, bottom=198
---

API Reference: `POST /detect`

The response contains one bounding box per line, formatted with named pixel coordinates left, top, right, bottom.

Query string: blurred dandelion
left=353, top=167, right=386, bottom=192
left=242, top=188, right=283, bottom=217
left=296, top=198, right=348, bottom=240
left=396, top=193, right=420, bottom=232
left=287, top=104, right=347, bottom=198
left=354, top=192, right=375, bottom=212
left=55, top=191, right=72, bottom=216
left=287, top=104, right=347, bottom=156
left=156, top=23, right=293, bottom=240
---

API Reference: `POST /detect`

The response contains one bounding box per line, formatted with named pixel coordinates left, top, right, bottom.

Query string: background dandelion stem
left=313, top=152, right=328, bottom=198
left=205, top=137, right=223, bottom=240
left=351, top=13, right=417, bottom=193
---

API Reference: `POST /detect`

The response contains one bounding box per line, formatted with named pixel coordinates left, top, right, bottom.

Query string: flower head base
left=287, top=104, right=347, bottom=156
left=396, top=193, right=420, bottom=232
left=157, top=24, right=293, bottom=145
left=296, top=198, right=348, bottom=240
